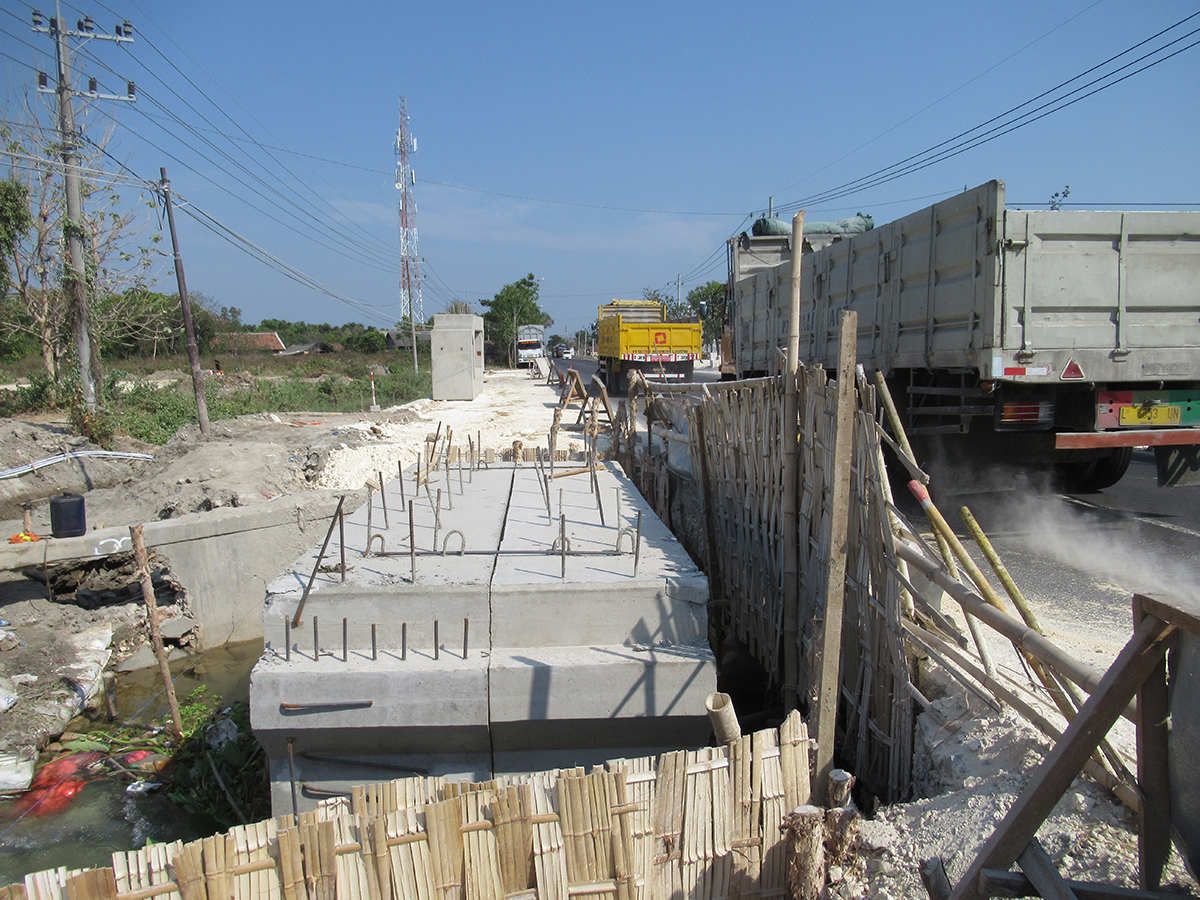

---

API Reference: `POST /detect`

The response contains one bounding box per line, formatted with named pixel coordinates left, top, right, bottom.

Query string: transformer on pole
left=395, top=96, right=422, bottom=371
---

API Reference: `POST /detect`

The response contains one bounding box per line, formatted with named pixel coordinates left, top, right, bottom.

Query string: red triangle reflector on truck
left=1060, top=359, right=1085, bottom=380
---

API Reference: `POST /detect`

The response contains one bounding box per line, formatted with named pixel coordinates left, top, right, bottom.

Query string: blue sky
left=2, top=0, right=1198, bottom=339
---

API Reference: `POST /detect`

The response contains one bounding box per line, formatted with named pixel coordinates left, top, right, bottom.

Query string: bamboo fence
left=2, top=715, right=813, bottom=900
left=627, top=367, right=913, bottom=804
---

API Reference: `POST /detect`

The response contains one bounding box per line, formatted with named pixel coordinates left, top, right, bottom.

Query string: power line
left=177, top=197, right=400, bottom=329
left=772, top=12, right=1200, bottom=214
left=769, top=0, right=1107, bottom=199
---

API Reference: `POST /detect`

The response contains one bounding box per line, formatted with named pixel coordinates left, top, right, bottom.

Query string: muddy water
left=0, top=639, right=263, bottom=887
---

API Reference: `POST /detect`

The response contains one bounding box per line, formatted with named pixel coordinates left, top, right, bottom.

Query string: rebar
left=342, top=617, right=348, bottom=662
left=434, top=620, right=439, bottom=660
left=366, top=484, right=374, bottom=544
left=402, top=622, right=407, bottom=660
left=593, top=467, right=605, bottom=526
left=313, top=616, right=319, bottom=662
left=408, top=501, right=416, bottom=583
left=463, top=617, right=469, bottom=659
left=371, top=623, right=377, bottom=661
left=434, top=489, right=442, bottom=549
left=634, top=509, right=643, bottom=575
left=291, top=495, right=346, bottom=628
left=287, top=738, right=299, bottom=826
left=338, top=502, right=346, bottom=582
left=284, top=618, right=291, bottom=662
left=560, top=513, right=567, bottom=579
left=378, top=471, right=389, bottom=529
left=398, top=460, right=406, bottom=505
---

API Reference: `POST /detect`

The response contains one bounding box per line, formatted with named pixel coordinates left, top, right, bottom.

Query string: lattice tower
left=395, top=96, right=422, bottom=322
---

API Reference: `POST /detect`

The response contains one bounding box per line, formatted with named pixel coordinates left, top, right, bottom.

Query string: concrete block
left=488, top=643, right=715, bottom=724
left=250, top=652, right=490, bottom=736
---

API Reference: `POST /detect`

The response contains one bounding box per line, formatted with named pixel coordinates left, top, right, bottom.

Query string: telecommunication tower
left=394, top=96, right=423, bottom=325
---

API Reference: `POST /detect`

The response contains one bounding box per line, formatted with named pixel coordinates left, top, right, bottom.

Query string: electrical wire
left=769, top=0, right=1107, bottom=199
left=175, top=198, right=400, bottom=328
left=771, top=12, right=1200, bottom=214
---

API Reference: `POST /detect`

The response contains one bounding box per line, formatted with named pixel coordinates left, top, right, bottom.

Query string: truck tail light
left=1000, top=400, right=1053, bottom=425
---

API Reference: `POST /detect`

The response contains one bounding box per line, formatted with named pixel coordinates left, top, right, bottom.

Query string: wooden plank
left=1016, top=839, right=1079, bottom=900
left=948, top=614, right=1174, bottom=900
left=812, top=311, right=857, bottom=804
left=980, top=868, right=1193, bottom=900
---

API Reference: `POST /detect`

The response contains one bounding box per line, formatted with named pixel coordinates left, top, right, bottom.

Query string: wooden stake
left=813, top=310, right=856, bottom=803
left=130, top=525, right=183, bottom=740
left=782, top=806, right=824, bottom=900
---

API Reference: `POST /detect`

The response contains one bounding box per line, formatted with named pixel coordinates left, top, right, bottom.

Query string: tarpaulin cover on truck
left=750, top=214, right=874, bottom=236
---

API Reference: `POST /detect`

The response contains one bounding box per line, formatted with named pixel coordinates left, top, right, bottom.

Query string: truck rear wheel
left=1078, top=446, right=1133, bottom=491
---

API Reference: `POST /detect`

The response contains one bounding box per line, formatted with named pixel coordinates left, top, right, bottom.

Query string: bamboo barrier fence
left=620, top=366, right=913, bottom=805
left=1, top=714, right=814, bottom=900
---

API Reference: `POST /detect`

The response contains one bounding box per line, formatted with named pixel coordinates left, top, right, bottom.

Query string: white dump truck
left=516, top=324, right=546, bottom=366
left=727, top=180, right=1200, bottom=488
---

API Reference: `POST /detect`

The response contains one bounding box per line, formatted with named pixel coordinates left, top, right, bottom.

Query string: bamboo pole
left=782, top=210, right=805, bottom=713
left=130, top=524, right=183, bottom=739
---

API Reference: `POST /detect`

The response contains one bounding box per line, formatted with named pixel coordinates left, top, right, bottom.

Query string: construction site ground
left=0, top=366, right=1195, bottom=897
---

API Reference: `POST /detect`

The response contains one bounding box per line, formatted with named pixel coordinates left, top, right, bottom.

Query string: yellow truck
left=596, top=300, right=702, bottom=393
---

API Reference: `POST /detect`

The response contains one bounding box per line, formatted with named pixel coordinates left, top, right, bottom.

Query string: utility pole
left=159, top=169, right=210, bottom=435
left=33, top=5, right=135, bottom=412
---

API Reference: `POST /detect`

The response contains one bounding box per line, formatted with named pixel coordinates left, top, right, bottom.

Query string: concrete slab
left=252, top=460, right=717, bottom=818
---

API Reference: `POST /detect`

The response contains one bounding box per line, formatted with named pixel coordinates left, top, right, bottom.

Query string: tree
left=686, top=280, right=727, bottom=345
left=643, top=287, right=693, bottom=323
left=0, top=179, right=31, bottom=294
left=480, top=274, right=552, bottom=366
left=1, top=90, right=159, bottom=388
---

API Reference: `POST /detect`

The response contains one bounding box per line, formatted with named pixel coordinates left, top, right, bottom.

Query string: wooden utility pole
left=159, top=168, right=210, bottom=435
left=813, top=309, right=857, bottom=804
left=781, top=211, right=805, bottom=711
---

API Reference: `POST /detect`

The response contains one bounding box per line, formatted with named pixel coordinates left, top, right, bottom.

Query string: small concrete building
left=250, top=460, right=716, bottom=815
left=431, top=314, right=485, bottom=401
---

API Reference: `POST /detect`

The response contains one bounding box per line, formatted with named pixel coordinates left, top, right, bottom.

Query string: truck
left=596, top=299, right=703, bottom=393
left=727, top=180, right=1200, bottom=488
left=515, top=324, right=546, bottom=367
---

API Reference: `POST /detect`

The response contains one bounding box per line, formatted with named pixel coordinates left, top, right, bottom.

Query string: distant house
left=211, top=332, right=286, bottom=353
left=279, top=341, right=333, bottom=356
left=386, top=329, right=432, bottom=351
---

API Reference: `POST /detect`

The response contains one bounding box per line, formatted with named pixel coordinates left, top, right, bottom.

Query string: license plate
left=1119, top=405, right=1181, bottom=426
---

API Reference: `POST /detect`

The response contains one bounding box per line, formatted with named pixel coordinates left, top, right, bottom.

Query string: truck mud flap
left=1155, top=445, right=1200, bottom=486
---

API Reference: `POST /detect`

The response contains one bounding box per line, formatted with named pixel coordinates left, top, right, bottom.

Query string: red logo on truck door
left=654, top=332, right=667, bottom=344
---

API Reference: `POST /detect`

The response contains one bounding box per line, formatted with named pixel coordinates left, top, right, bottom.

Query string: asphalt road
left=909, top=450, right=1200, bottom=666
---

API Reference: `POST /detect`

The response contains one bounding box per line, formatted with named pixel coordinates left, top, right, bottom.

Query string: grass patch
left=1, top=351, right=434, bottom=445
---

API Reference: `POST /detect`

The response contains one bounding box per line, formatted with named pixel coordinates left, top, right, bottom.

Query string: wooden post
left=812, top=309, right=856, bottom=805
left=130, top=524, right=183, bottom=740
left=1134, top=595, right=1171, bottom=890
left=781, top=210, right=805, bottom=712
left=946, top=613, right=1173, bottom=900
